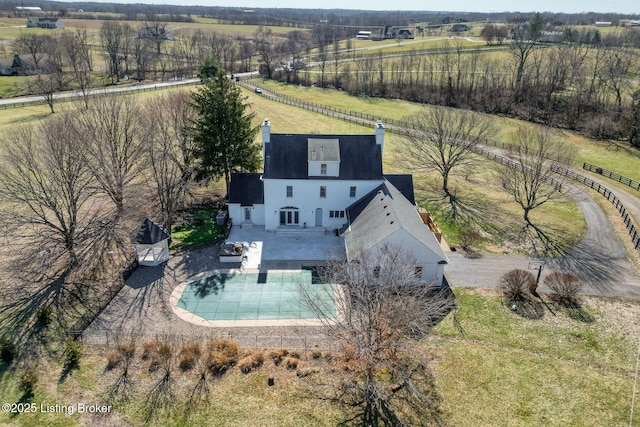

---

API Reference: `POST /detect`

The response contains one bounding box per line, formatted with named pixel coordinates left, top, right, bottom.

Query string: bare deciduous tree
left=254, top=26, right=280, bottom=79
left=0, top=113, right=98, bottom=273
left=497, top=126, right=574, bottom=227
left=74, top=95, right=146, bottom=220
left=101, top=21, right=126, bottom=84
left=397, top=107, right=493, bottom=218
left=31, top=36, right=65, bottom=113
left=60, top=29, right=92, bottom=108
left=12, top=32, right=48, bottom=71
left=510, top=13, right=544, bottom=99
left=306, top=246, right=454, bottom=426
left=142, top=91, right=195, bottom=234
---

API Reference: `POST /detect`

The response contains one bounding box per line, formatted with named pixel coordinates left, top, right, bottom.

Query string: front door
left=244, top=207, right=252, bottom=222
left=315, top=208, right=323, bottom=227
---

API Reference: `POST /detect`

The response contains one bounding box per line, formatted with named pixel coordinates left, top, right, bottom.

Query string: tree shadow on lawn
left=417, top=180, right=512, bottom=232
left=508, top=297, right=546, bottom=320
left=519, top=222, right=624, bottom=294
left=545, top=294, right=595, bottom=323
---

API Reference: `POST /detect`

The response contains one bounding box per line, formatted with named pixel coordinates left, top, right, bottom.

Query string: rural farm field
left=1, top=7, right=640, bottom=427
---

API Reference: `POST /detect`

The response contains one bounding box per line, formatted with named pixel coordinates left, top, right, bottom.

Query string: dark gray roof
left=343, top=181, right=447, bottom=263
left=131, top=218, right=170, bottom=244
left=263, top=134, right=383, bottom=180
left=228, top=173, right=264, bottom=205
left=384, top=174, right=415, bottom=205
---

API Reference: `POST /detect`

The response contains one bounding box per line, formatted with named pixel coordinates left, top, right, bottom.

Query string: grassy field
left=433, top=288, right=640, bottom=426
left=0, top=288, right=637, bottom=426
left=0, top=84, right=588, bottom=252
left=251, top=80, right=640, bottom=183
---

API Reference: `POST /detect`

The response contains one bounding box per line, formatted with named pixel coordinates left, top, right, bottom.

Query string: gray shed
left=130, top=218, right=170, bottom=266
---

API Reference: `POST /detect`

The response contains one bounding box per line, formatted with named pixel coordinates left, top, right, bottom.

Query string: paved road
left=0, top=78, right=201, bottom=108
left=445, top=181, right=640, bottom=299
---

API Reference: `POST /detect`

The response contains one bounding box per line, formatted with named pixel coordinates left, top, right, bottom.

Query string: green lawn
left=171, top=208, right=224, bottom=249
left=431, top=288, right=638, bottom=426
left=252, top=80, right=640, bottom=183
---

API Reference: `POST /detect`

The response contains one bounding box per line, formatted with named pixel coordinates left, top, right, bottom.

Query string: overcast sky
left=91, top=0, right=638, bottom=15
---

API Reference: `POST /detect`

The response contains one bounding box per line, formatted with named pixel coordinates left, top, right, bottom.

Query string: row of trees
left=0, top=70, right=261, bottom=339
left=273, top=29, right=640, bottom=145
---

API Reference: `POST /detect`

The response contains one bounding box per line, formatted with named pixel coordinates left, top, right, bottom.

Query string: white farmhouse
left=227, top=120, right=448, bottom=286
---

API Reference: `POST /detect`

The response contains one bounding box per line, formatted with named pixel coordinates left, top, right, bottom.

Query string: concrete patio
left=226, top=225, right=345, bottom=269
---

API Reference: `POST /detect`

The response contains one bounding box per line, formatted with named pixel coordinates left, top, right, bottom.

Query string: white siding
left=308, top=160, right=339, bottom=177
left=366, top=229, right=445, bottom=287
left=228, top=203, right=265, bottom=226
left=263, top=178, right=383, bottom=231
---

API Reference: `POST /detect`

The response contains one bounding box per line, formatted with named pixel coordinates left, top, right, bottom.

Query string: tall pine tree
left=188, top=69, right=260, bottom=193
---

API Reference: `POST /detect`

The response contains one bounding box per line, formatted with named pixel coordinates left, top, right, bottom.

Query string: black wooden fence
left=583, top=163, right=640, bottom=192
left=553, top=166, right=640, bottom=251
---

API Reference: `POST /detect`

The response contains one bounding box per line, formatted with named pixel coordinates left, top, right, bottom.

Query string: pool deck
left=226, top=226, right=346, bottom=268
left=83, top=228, right=346, bottom=342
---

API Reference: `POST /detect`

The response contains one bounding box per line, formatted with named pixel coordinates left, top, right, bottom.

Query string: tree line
left=9, top=15, right=640, bottom=145
left=272, top=26, right=640, bottom=146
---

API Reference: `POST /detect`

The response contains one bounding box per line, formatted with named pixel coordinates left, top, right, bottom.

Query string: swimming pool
left=173, top=269, right=336, bottom=325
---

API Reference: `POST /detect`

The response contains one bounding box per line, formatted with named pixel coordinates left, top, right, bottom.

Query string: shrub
left=499, top=269, right=536, bottom=302
left=36, top=306, right=53, bottom=326
left=238, top=356, right=254, bottom=373
left=106, top=351, right=121, bottom=371
left=116, top=342, right=136, bottom=360
left=288, top=350, right=301, bottom=359
left=0, top=337, right=16, bottom=364
left=310, top=350, right=323, bottom=360
left=459, top=229, right=482, bottom=252
left=250, top=350, right=265, bottom=366
left=63, top=337, right=83, bottom=370
left=283, top=356, right=299, bottom=370
left=208, top=339, right=239, bottom=360
left=269, top=349, right=289, bottom=366
left=179, top=353, right=197, bottom=371
left=141, top=340, right=156, bottom=360
left=544, top=272, right=583, bottom=307
left=178, top=341, right=201, bottom=371
left=18, top=370, right=37, bottom=396
left=207, top=351, right=230, bottom=375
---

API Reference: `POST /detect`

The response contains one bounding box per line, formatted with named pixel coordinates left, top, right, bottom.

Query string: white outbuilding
left=130, top=218, right=170, bottom=267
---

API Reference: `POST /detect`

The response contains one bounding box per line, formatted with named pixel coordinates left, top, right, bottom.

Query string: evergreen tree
left=188, top=70, right=260, bottom=193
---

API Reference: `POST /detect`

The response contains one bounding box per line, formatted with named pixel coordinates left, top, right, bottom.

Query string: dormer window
left=308, top=138, right=340, bottom=177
